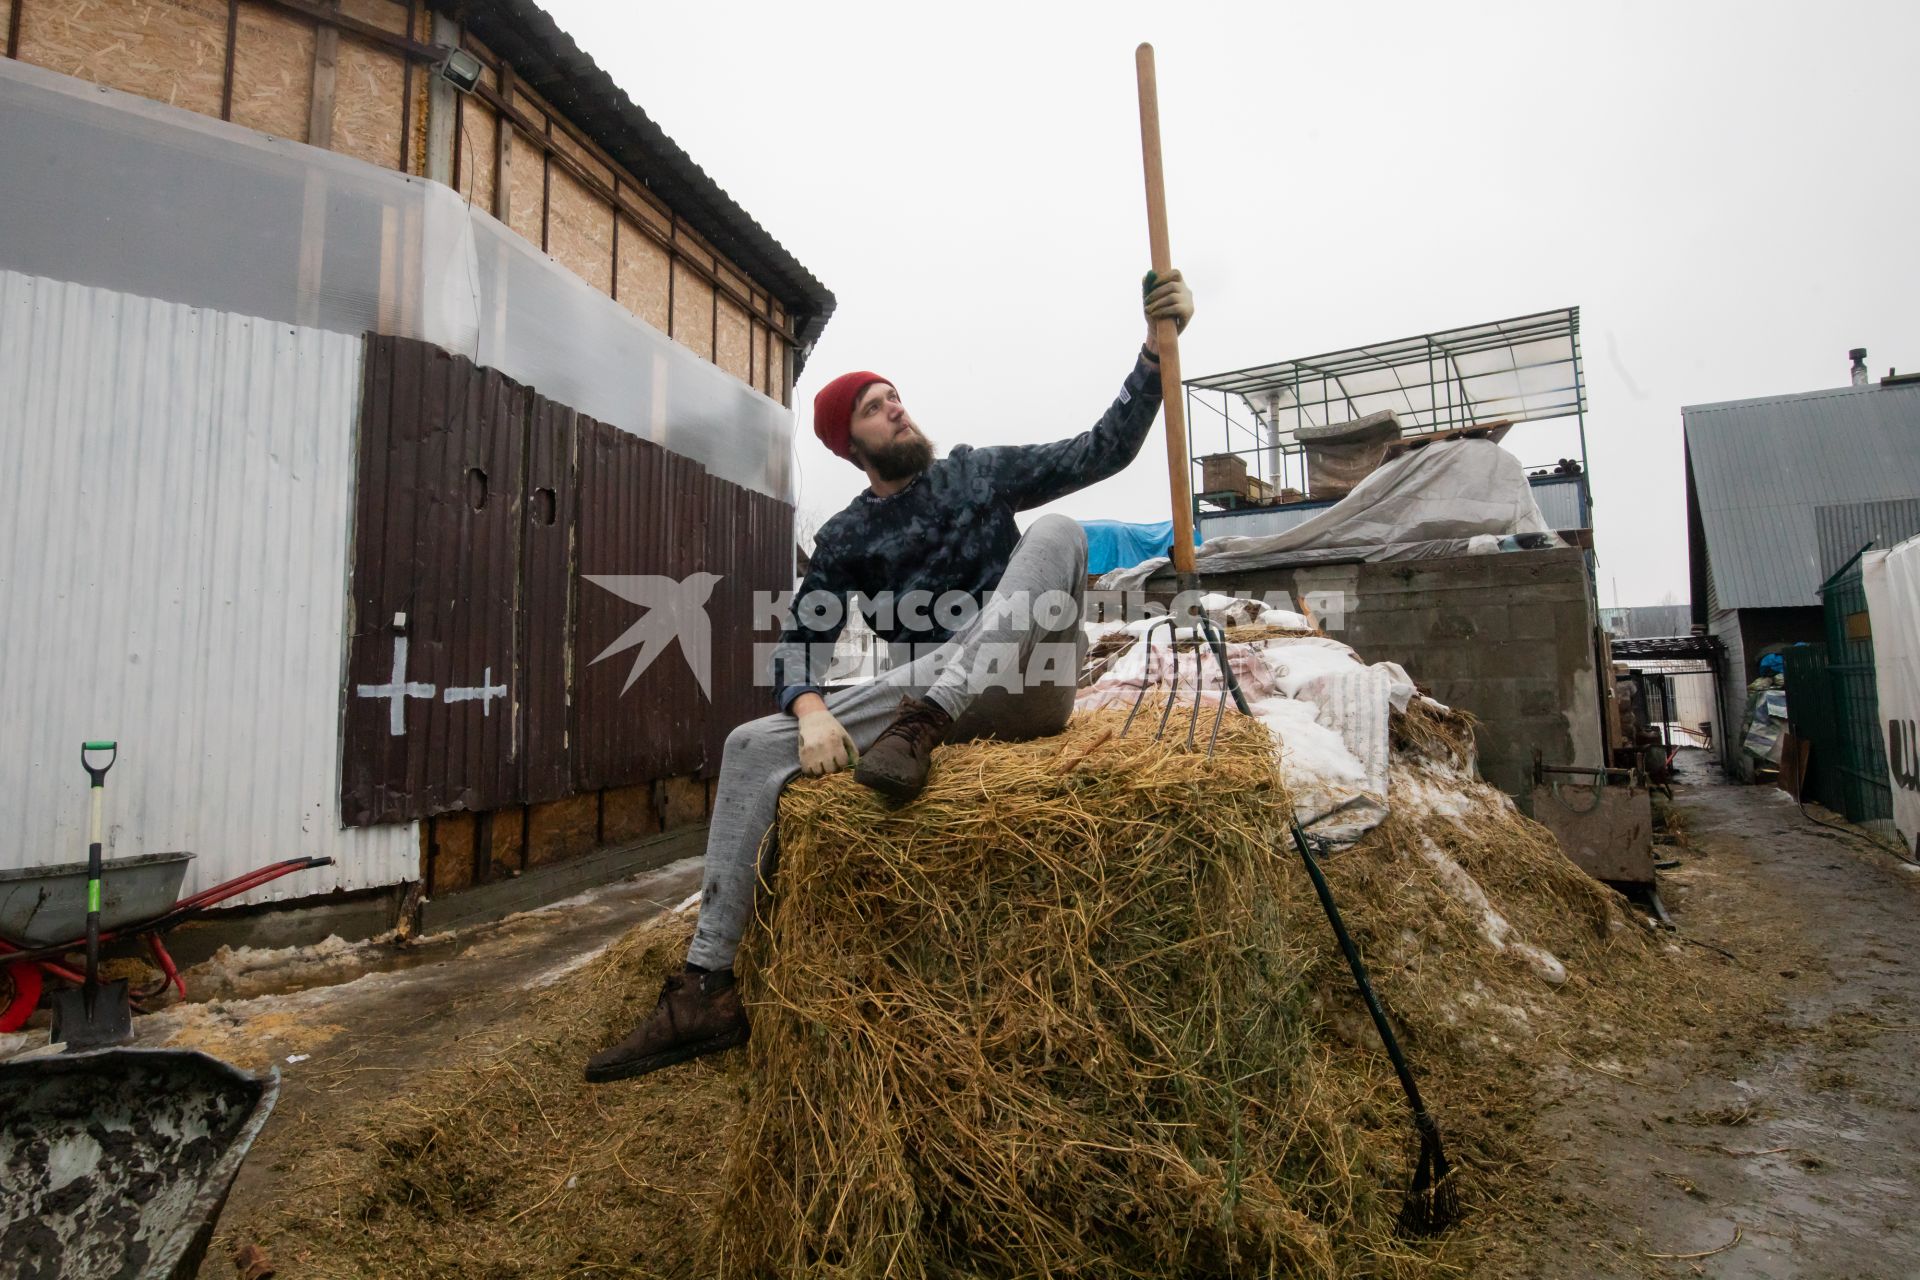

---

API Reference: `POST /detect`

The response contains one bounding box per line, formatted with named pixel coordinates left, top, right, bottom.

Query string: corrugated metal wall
left=343, top=339, right=535, bottom=825
left=1815, top=499, right=1920, bottom=584
left=345, top=337, right=796, bottom=822
left=0, top=270, right=417, bottom=903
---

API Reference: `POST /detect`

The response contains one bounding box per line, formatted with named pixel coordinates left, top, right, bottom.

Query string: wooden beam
left=423, top=10, right=459, bottom=185
left=257, top=0, right=442, bottom=62
left=308, top=0, right=340, bottom=149
left=397, top=1, right=414, bottom=171
left=492, top=62, right=514, bottom=225
left=7, top=0, right=24, bottom=61
left=219, top=0, right=238, bottom=120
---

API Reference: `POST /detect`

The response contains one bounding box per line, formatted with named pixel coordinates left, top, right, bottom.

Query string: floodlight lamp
left=437, top=47, right=484, bottom=94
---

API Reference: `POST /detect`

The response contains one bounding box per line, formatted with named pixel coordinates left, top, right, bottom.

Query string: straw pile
left=236, top=696, right=1728, bottom=1279
left=707, top=704, right=1647, bottom=1279
left=713, top=707, right=1348, bottom=1277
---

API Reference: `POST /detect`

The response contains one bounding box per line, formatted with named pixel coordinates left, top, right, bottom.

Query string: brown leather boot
left=854, top=697, right=954, bottom=802
left=583, top=968, right=748, bottom=1083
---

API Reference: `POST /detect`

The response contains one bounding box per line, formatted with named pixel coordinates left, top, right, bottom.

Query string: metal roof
left=1187, top=307, right=1585, bottom=439
left=1600, top=605, right=1694, bottom=639
left=1683, top=382, right=1920, bottom=611
left=435, top=0, right=836, bottom=355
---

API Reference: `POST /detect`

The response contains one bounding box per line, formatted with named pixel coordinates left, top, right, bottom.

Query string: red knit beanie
left=813, top=371, right=891, bottom=460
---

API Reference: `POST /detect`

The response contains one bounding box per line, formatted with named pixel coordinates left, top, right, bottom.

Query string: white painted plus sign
left=444, top=667, right=508, bottom=715
left=356, top=635, right=436, bottom=736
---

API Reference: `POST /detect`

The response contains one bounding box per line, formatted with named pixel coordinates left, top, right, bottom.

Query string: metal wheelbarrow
left=0, top=853, right=335, bottom=1034
left=0, top=1047, right=279, bottom=1279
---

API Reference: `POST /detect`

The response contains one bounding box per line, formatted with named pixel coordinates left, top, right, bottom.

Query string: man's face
left=847, top=381, right=933, bottom=481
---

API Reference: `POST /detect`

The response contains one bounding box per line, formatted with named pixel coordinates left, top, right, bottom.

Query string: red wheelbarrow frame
left=0, top=856, right=334, bottom=1031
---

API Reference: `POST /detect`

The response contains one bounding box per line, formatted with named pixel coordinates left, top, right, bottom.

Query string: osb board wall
left=455, top=90, right=498, bottom=212
left=671, top=261, right=717, bottom=360
left=230, top=2, right=313, bottom=140
left=716, top=297, right=753, bottom=385
left=17, top=0, right=229, bottom=117
left=615, top=219, right=672, bottom=334
left=548, top=164, right=614, bottom=294
left=333, top=0, right=413, bottom=171
left=4, top=0, right=796, bottom=404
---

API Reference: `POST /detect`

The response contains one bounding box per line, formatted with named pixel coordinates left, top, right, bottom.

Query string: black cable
left=1799, top=799, right=1920, bottom=866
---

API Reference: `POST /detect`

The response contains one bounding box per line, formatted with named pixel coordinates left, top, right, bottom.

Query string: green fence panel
left=1822, top=558, right=1894, bottom=823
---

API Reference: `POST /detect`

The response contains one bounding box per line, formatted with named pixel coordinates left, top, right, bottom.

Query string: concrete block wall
left=1203, top=548, right=1605, bottom=799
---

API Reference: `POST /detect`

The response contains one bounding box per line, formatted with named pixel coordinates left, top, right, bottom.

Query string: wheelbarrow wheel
left=0, top=959, right=44, bottom=1033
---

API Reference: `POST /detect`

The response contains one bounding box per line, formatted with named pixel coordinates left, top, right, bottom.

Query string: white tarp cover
left=1076, top=615, right=1420, bottom=843
left=1862, top=540, right=1920, bottom=855
left=1098, top=440, right=1558, bottom=591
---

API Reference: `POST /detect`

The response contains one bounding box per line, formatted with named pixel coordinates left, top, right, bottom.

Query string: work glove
left=796, top=707, right=859, bottom=776
left=1143, top=268, right=1194, bottom=334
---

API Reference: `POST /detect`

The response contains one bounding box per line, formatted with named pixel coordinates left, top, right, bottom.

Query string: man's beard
left=859, top=431, right=935, bottom=482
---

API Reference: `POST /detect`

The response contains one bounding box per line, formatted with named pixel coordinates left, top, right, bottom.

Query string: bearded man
left=585, top=269, right=1194, bottom=1082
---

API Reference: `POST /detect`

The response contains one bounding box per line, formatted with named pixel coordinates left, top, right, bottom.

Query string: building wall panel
left=715, top=297, right=752, bottom=384
left=229, top=1, right=316, bottom=140
left=506, top=129, right=546, bottom=248
left=573, top=420, right=711, bottom=788
left=0, top=269, right=416, bottom=903
left=547, top=164, right=613, bottom=295
left=343, top=336, right=529, bottom=824
left=520, top=397, right=577, bottom=803
left=615, top=222, right=672, bottom=334
left=456, top=94, right=499, bottom=214
left=16, top=0, right=228, bottom=119
left=670, top=260, right=715, bottom=360
left=331, top=31, right=408, bottom=170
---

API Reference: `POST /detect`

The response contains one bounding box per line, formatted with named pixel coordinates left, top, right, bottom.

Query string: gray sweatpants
left=685, top=513, right=1089, bottom=970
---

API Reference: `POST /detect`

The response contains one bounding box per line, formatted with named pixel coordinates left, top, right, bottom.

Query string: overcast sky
left=545, top=0, right=1918, bottom=608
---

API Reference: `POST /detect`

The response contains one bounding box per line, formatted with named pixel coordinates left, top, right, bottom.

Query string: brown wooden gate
left=342, top=335, right=792, bottom=826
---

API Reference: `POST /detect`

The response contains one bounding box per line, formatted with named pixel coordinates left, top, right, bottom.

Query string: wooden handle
left=1136, top=43, right=1196, bottom=577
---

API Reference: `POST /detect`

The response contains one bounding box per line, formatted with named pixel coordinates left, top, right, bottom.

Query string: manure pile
left=238, top=704, right=1722, bottom=1279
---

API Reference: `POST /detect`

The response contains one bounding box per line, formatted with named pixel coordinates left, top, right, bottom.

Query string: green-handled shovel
left=50, top=741, right=134, bottom=1050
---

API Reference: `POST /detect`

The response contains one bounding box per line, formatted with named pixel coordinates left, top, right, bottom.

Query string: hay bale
left=714, top=707, right=1404, bottom=1277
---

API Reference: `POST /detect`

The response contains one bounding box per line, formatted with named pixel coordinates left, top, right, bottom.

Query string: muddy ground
left=1502, top=751, right=1920, bottom=1278
left=8, top=750, right=1917, bottom=1277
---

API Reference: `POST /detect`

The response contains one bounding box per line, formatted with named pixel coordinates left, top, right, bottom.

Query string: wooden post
left=493, top=63, right=514, bottom=225
left=307, top=1, right=339, bottom=148
left=423, top=11, right=459, bottom=186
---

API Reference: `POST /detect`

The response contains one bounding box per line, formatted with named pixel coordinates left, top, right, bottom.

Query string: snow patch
left=1416, top=836, right=1567, bottom=986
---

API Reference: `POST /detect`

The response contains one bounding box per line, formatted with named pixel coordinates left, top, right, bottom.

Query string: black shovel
left=51, top=741, right=133, bottom=1050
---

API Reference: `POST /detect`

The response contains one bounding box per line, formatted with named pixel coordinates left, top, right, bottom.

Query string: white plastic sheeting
left=0, top=55, right=794, bottom=502
left=1099, top=441, right=1560, bottom=591
left=1075, top=606, right=1419, bottom=842
left=1862, top=539, right=1920, bottom=855
left=0, top=271, right=418, bottom=903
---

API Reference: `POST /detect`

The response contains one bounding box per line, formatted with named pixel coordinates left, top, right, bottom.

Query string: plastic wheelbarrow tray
left=0, top=853, right=195, bottom=946
left=0, top=1048, right=279, bottom=1279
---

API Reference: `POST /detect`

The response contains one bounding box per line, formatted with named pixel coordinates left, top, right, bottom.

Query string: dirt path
left=1516, top=751, right=1920, bottom=1278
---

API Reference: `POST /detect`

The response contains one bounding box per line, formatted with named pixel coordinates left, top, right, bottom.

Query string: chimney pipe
left=1850, top=347, right=1869, bottom=387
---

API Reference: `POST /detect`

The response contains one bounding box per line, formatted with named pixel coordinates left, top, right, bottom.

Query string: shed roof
left=1683, top=382, right=1920, bottom=610
left=435, top=0, right=836, bottom=355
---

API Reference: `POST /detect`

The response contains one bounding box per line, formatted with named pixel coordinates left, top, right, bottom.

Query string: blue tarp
left=1079, top=519, right=1200, bottom=576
